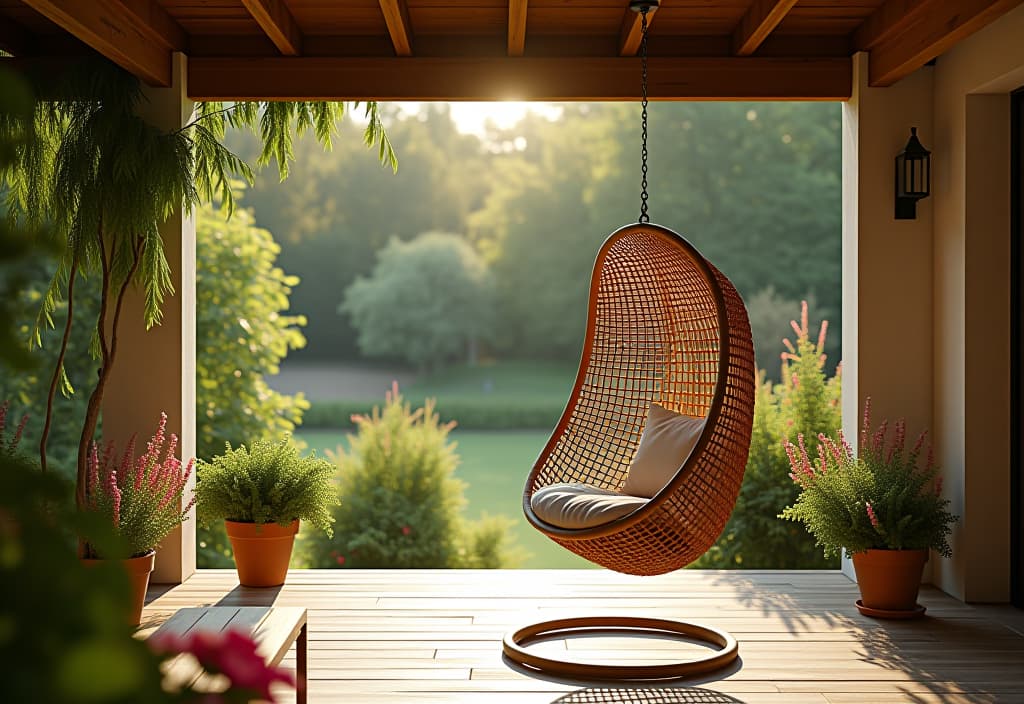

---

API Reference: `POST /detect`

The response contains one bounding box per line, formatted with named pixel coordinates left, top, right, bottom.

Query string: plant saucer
left=855, top=599, right=927, bottom=619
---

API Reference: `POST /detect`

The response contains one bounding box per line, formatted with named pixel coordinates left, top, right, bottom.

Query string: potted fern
left=82, top=412, right=195, bottom=625
left=780, top=399, right=957, bottom=618
left=196, top=438, right=338, bottom=586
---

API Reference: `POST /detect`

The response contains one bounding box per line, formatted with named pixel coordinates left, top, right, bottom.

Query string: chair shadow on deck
left=552, top=687, right=746, bottom=703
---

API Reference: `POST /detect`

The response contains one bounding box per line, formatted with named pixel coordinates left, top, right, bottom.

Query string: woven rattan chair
left=503, top=222, right=756, bottom=680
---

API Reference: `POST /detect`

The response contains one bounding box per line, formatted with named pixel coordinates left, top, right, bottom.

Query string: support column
left=101, top=53, right=196, bottom=584
left=841, top=52, right=935, bottom=582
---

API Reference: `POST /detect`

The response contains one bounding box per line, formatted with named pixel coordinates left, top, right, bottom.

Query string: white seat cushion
left=622, top=403, right=706, bottom=499
left=531, top=483, right=649, bottom=529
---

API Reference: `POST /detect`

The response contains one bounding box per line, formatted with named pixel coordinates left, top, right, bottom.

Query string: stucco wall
left=931, top=3, right=1024, bottom=602
left=842, top=52, right=935, bottom=582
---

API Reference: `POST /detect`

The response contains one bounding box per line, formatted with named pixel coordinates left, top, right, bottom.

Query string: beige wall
left=842, top=52, right=936, bottom=581
left=930, top=3, right=1024, bottom=602
left=101, top=54, right=197, bottom=584
left=843, top=3, right=1024, bottom=601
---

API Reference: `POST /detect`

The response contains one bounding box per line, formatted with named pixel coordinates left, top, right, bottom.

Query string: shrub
left=196, top=437, right=338, bottom=534
left=300, top=384, right=521, bottom=568
left=84, top=413, right=195, bottom=559
left=196, top=201, right=309, bottom=461
left=780, top=399, right=957, bottom=558
left=694, top=302, right=841, bottom=569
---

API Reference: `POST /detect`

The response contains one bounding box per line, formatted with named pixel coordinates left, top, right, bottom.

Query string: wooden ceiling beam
left=378, top=0, right=414, bottom=57
left=239, top=0, right=302, bottom=56
left=508, top=0, right=528, bottom=56
left=733, top=0, right=799, bottom=56
left=869, top=0, right=1024, bottom=86
left=21, top=0, right=173, bottom=85
left=853, top=0, right=929, bottom=51
left=619, top=3, right=658, bottom=57
left=189, top=56, right=852, bottom=101
left=119, top=0, right=187, bottom=51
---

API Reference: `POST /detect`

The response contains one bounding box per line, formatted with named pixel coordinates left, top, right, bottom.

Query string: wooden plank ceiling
left=1, top=0, right=1022, bottom=100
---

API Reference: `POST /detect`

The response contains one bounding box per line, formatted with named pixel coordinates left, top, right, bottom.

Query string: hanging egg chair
left=502, top=0, right=756, bottom=681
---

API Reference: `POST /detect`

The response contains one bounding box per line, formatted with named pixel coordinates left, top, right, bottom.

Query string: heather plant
left=196, top=437, right=338, bottom=533
left=84, top=412, right=195, bottom=559
left=0, top=401, right=29, bottom=458
left=300, top=384, right=521, bottom=568
left=695, top=302, right=841, bottom=568
left=780, top=399, right=957, bottom=558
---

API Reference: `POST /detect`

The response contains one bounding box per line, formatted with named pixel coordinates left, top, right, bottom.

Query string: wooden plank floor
left=141, top=570, right=1024, bottom=704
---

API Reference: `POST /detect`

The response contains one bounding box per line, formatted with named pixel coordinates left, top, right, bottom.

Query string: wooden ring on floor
left=502, top=616, right=739, bottom=680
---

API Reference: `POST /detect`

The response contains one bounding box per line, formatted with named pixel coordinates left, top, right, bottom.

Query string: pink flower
left=866, top=502, right=880, bottom=530
left=816, top=319, right=829, bottom=354
left=153, top=630, right=295, bottom=703
left=11, top=413, right=27, bottom=449
left=111, top=479, right=122, bottom=529
left=336, top=555, right=346, bottom=566
left=401, top=526, right=411, bottom=536
left=861, top=397, right=872, bottom=449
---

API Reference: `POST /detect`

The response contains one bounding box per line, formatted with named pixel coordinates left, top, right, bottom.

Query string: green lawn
left=296, top=428, right=595, bottom=569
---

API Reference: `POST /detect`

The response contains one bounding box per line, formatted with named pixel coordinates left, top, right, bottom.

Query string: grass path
left=296, top=428, right=594, bottom=569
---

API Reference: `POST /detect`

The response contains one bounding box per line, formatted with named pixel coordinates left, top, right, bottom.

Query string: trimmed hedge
left=302, top=397, right=564, bottom=430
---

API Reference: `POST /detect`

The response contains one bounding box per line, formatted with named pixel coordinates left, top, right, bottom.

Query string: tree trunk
left=40, top=261, right=77, bottom=474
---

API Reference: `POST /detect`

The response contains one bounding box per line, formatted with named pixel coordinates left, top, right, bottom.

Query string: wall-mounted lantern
left=895, top=127, right=931, bottom=220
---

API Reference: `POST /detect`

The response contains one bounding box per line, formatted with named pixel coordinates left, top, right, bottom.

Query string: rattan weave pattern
left=522, top=223, right=756, bottom=575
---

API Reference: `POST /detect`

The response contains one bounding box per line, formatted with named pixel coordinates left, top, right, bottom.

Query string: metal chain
left=639, top=8, right=650, bottom=224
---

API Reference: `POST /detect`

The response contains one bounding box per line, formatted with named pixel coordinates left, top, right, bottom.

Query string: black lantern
left=895, top=127, right=931, bottom=220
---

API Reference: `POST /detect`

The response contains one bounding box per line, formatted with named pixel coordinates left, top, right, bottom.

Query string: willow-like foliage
left=0, top=57, right=396, bottom=501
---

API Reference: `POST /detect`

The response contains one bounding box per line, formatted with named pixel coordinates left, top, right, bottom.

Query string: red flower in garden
left=401, top=525, right=411, bottom=536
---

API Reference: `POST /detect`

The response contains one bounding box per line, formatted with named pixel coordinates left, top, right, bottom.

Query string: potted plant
left=780, top=399, right=957, bottom=618
left=196, top=438, right=338, bottom=587
left=82, top=412, right=195, bottom=626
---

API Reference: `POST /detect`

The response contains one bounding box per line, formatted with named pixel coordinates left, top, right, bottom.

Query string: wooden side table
left=149, top=606, right=307, bottom=704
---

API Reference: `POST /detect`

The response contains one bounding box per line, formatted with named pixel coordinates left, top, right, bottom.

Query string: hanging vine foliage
left=0, top=57, right=396, bottom=512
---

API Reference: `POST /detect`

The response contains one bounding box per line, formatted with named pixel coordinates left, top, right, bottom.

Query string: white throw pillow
left=531, top=483, right=649, bottom=529
left=621, top=403, right=705, bottom=499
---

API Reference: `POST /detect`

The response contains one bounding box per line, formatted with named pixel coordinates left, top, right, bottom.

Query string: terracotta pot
left=852, top=548, right=928, bottom=611
left=81, top=550, right=155, bottom=627
left=225, top=519, right=298, bottom=587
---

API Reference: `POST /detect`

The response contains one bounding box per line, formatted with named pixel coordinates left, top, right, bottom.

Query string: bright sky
left=394, top=101, right=562, bottom=135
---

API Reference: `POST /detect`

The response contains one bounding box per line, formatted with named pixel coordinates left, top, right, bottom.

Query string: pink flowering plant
left=149, top=628, right=296, bottom=703
left=84, top=412, right=196, bottom=558
left=0, top=401, right=29, bottom=458
left=779, top=399, right=956, bottom=559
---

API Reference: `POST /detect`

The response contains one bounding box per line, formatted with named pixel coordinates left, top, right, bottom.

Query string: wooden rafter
left=868, top=0, right=1024, bottom=86
left=508, top=0, right=528, bottom=57
left=21, top=0, right=173, bottom=85
left=733, top=0, right=799, bottom=56
left=239, top=0, right=302, bottom=56
left=378, top=0, right=414, bottom=57
left=119, top=0, right=187, bottom=51
left=619, top=3, right=658, bottom=57
left=189, top=56, right=852, bottom=101
left=853, top=0, right=929, bottom=51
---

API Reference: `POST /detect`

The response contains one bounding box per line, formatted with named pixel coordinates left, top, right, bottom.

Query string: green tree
left=300, top=385, right=521, bottom=568
left=228, top=105, right=487, bottom=360
left=1, top=57, right=393, bottom=512
left=341, top=232, right=494, bottom=371
left=695, top=302, right=841, bottom=569
left=196, top=199, right=308, bottom=460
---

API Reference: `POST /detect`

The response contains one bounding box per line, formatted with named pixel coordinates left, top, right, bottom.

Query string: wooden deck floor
left=141, top=570, right=1024, bottom=704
